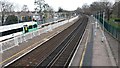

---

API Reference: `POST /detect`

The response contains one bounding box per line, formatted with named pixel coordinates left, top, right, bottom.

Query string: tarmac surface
left=104, top=28, right=119, bottom=66
left=69, top=16, right=117, bottom=67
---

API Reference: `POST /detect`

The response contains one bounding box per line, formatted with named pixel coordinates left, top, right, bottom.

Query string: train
left=0, top=18, right=66, bottom=42
left=0, top=21, right=38, bottom=42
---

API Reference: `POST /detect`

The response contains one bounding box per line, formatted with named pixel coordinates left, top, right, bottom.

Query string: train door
left=23, top=25, right=28, bottom=33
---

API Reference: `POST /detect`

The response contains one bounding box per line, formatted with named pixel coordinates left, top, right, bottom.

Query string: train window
left=1, top=28, right=23, bottom=37
left=33, top=24, right=37, bottom=28
left=0, top=32, right=2, bottom=37
left=29, top=25, right=32, bottom=29
left=41, top=25, right=44, bottom=28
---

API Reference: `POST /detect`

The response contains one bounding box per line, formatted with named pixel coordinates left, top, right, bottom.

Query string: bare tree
left=89, top=2, right=112, bottom=21
left=0, top=0, right=14, bottom=25
left=48, top=6, right=54, bottom=13
left=34, top=0, right=45, bottom=13
left=34, top=0, right=55, bottom=21
left=111, top=1, right=120, bottom=18
left=58, top=7, right=64, bottom=12
left=75, top=7, right=84, bottom=16
left=47, top=6, right=54, bottom=18
left=82, top=4, right=90, bottom=15
left=43, top=3, right=51, bottom=13
left=21, top=5, right=29, bottom=12
left=117, top=1, right=120, bottom=18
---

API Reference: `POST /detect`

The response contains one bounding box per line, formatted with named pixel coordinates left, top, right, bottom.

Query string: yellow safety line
left=79, top=36, right=88, bottom=68
left=0, top=33, right=55, bottom=65
left=79, top=28, right=90, bottom=68
left=0, top=19, right=76, bottom=65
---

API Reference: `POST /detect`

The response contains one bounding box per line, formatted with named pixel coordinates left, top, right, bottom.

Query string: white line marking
left=68, top=29, right=87, bottom=67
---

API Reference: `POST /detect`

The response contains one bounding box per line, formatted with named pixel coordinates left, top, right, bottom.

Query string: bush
left=4, top=15, right=18, bottom=25
left=114, top=18, right=120, bottom=22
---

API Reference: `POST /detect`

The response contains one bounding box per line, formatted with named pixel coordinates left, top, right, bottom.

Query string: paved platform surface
left=69, top=16, right=117, bottom=67
left=96, top=17, right=119, bottom=66
left=92, top=22, right=112, bottom=66
left=104, top=28, right=119, bottom=65
left=0, top=17, right=79, bottom=67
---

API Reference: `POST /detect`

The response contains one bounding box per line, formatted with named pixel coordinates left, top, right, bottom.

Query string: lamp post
left=101, top=11, right=105, bottom=42
left=17, top=15, right=19, bottom=23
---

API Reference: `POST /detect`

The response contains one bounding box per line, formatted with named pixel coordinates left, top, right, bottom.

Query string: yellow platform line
left=79, top=36, right=88, bottom=67
left=0, top=19, right=76, bottom=66
left=0, top=32, right=56, bottom=65
left=79, top=28, right=90, bottom=68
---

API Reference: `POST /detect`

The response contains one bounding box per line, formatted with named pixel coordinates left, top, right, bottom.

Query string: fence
left=95, top=15, right=120, bottom=42
left=0, top=16, right=78, bottom=53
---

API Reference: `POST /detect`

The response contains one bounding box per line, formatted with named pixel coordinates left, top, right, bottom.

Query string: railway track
left=37, top=16, right=88, bottom=67
left=5, top=15, right=88, bottom=67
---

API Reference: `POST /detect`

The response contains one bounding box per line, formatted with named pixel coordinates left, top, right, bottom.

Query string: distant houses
left=0, top=11, right=38, bottom=26
left=0, top=11, right=75, bottom=26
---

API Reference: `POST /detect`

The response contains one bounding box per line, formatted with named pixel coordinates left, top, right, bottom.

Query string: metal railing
left=95, top=15, right=120, bottom=42
left=0, top=16, right=78, bottom=53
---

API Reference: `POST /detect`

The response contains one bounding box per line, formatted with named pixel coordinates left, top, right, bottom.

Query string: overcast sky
left=8, top=0, right=115, bottom=11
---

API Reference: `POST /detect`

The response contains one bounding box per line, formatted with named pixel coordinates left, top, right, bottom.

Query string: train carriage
left=0, top=21, right=38, bottom=42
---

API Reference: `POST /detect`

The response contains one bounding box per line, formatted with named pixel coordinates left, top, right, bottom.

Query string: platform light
left=101, top=11, right=105, bottom=42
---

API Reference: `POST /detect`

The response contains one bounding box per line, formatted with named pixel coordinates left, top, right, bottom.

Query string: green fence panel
left=94, top=15, right=120, bottom=42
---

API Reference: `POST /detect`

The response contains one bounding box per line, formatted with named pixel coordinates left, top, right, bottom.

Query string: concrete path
left=92, top=22, right=112, bottom=66
left=69, top=16, right=117, bottom=67
left=104, top=27, right=119, bottom=66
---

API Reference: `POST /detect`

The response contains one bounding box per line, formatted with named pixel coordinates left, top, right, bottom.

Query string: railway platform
left=69, top=16, right=117, bottom=67
left=0, top=15, right=118, bottom=67
left=0, top=16, right=79, bottom=67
